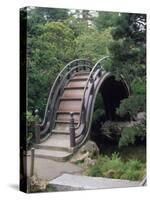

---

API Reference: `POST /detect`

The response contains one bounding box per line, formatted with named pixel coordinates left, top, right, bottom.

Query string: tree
left=94, top=11, right=119, bottom=31
left=27, top=20, right=76, bottom=112
left=109, top=13, right=146, bottom=146
left=109, top=13, right=146, bottom=83
left=74, top=27, right=113, bottom=62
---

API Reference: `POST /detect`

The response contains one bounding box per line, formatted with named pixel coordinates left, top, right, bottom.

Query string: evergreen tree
left=109, top=13, right=146, bottom=83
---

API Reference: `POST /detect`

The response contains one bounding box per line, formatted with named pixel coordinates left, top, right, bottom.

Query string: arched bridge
left=34, top=57, right=129, bottom=161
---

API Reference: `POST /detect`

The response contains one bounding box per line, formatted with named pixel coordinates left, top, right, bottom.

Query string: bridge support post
left=70, top=112, right=76, bottom=147
left=34, top=109, right=40, bottom=144
left=30, top=148, right=35, bottom=177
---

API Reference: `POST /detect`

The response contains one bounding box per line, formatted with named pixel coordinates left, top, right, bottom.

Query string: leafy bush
left=92, top=93, right=105, bottom=123
left=92, top=93, right=106, bottom=133
left=131, top=78, right=146, bottom=96
left=26, top=111, right=35, bottom=126
left=119, top=120, right=146, bottom=148
left=120, top=159, right=145, bottom=180
left=26, top=111, right=35, bottom=149
left=117, top=78, right=146, bottom=120
left=116, top=95, right=145, bottom=120
left=85, top=153, right=145, bottom=181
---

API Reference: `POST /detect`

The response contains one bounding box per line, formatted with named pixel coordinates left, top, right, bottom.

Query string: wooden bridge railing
left=34, top=59, right=93, bottom=143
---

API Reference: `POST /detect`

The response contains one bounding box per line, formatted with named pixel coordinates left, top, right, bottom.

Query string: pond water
left=100, top=144, right=146, bottom=163
left=91, top=135, right=146, bottom=163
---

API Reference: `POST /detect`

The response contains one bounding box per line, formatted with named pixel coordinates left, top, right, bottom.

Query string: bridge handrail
left=39, top=59, right=93, bottom=130
left=74, top=56, right=110, bottom=136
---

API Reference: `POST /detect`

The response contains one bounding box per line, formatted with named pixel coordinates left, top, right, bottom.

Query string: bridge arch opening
left=91, top=74, right=129, bottom=147
left=100, top=75, right=129, bottom=121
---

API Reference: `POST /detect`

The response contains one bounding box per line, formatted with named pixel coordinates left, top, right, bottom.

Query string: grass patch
left=85, top=153, right=145, bottom=181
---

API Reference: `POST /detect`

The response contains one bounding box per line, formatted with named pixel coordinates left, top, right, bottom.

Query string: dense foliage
left=85, top=153, right=145, bottom=180
left=24, top=7, right=146, bottom=148
left=26, top=111, right=35, bottom=149
left=119, top=119, right=146, bottom=148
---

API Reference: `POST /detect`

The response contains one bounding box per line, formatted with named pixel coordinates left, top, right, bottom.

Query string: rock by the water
left=136, top=112, right=145, bottom=121
left=70, top=140, right=99, bottom=165
left=80, top=140, right=99, bottom=157
left=84, top=157, right=96, bottom=167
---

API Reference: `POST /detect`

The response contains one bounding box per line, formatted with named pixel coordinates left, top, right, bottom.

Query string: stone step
left=54, top=122, right=70, bottom=132
left=49, top=174, right=140, bottom=191
left=35, top=134, right=71, bottom=152
left=34, top=149, right=72, bottom=162
left=52, top=129, right=70, bottom=135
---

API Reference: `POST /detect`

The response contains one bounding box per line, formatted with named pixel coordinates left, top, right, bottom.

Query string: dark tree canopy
left=109, top=13, right=146, bottom=82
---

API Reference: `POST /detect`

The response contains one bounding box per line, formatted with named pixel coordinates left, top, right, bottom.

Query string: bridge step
left=34, top=149, right=72, bottom=162
left=35, top=143, right=71, bottom=152
left=55, top=120, right=78, bottom=124
left=52, top=129, right=70, bottom=135
left=64, top=86, right=85, bottom=90
left=35, top=134, right=71, bottom=152
left=70, top=77, right=88, bottom=81
left=58, top=109, right=81, bottom=113
left=67, top=80, right=87, bottom=87
left=54, top=119, right=78, bottom=133
left=63, top=88, right=84, bottom=98
left=74, top=71, right=90, bottom=76
left=54, top=123, right=70, bottom=132
left=60, top=97, right=82, bottom=101
left=56, top=112, right=80, bottom=121
left=59, top=99, right=81, bottom=112
left=74, top=75, right=89, bottom=79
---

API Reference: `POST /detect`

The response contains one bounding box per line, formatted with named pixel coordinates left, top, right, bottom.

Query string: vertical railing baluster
left=76, top=67, right=79, bottom=72
left=90, top=73, right=94, bottom=94
left=70, top=112, right=76, bottom=147
left=82, top=99, right=86, bottom=123
left=34, top=109, right=40, bottom=144
left=30, top=148, right=35, bottom=177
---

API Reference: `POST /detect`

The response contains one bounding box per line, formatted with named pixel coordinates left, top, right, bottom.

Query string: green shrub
left=85, top=153, right=145, bottom=181
left=120, top=159, right=145, bottom=180
left=119, top=120, right=146, bottom=148
left=26, top=111, right=35, bottom=149
left=131, top=78, right=146, bottom=96
left=26, top=111, right=35, bottom=126
left=116, top=95, right=145, bottom=120
left=117, top=78, right=146, bottom=120
left=92, top=93, right=106, bottom=133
